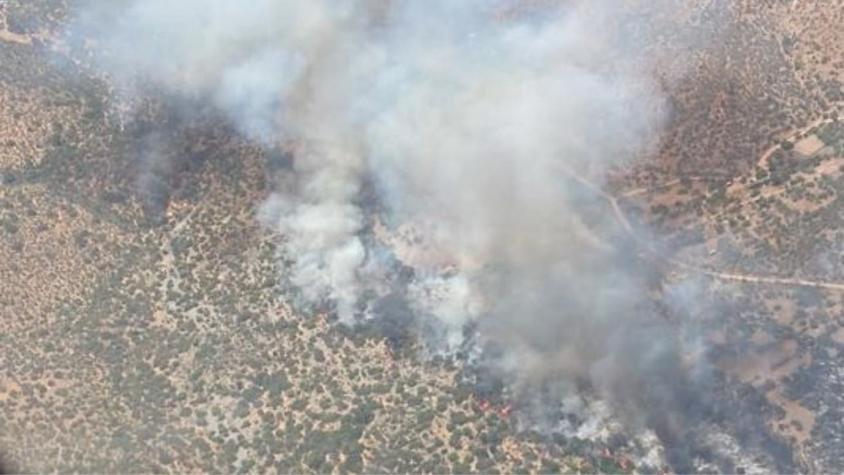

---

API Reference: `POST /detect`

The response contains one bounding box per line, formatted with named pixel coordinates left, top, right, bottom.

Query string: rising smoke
left=68, top=0, right=769, bottom=471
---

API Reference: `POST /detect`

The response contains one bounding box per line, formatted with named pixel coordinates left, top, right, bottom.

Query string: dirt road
left=564, top=165, right=844, bottom=292
left=757, top=117, right=833, bottom=169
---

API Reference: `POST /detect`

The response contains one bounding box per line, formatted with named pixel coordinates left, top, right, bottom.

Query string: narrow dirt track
left=564, top=161, right=844, bottom=292
left=672, top=259, right=844, bottom=292
left=757, top=117, right=832, bottom=169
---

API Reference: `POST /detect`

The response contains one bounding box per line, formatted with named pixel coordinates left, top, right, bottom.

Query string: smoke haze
left=68, top=0, right=750, bottom=470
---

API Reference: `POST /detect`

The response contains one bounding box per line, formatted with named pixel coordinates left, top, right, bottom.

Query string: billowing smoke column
left=72, top=0, right=726, bottom=466
left=84, top=1, right=662, bottom=304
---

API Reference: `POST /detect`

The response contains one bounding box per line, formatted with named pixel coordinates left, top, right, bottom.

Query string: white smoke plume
left=77, top=0, right=666, bottom=318
left=75, top=0, right=670, bottom=391
left=69, top=1, right=749, bottom=469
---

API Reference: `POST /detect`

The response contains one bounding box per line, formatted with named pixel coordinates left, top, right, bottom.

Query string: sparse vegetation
left=4, top=0, right=844, bottom=473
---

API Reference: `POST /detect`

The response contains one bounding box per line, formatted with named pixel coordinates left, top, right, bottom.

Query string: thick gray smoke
left=70, top=0, right=734, bottom=468
left=77, top=0, right=668, bottom=320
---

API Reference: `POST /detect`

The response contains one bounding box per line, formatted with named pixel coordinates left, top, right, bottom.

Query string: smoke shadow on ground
left=0, top=452, right=18, bottom=474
